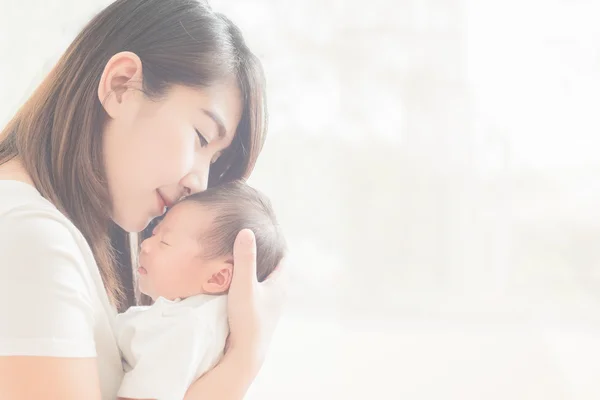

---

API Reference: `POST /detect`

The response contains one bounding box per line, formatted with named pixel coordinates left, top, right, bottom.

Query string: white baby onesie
left=115, top=294, right=229, bottom=400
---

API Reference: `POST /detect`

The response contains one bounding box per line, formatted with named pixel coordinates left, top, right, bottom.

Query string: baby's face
left=136, top=202, right=232, bottom=301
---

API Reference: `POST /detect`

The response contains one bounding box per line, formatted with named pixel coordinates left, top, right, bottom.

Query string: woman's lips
left=156, top=190, right=178, bottom=216
left=137, top=266, right=147, bottom=275
left=160, top=190, right=175, bottom=207
left=155, top=190, right=166, bottom=214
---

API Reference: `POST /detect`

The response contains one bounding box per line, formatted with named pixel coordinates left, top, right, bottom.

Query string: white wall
left=3, top=0, right=600, bottom=398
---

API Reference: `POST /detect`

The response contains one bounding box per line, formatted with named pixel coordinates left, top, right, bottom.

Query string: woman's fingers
left=231, top=229, right=258, bottom=291
left=226, top=229, right=288, bottom=359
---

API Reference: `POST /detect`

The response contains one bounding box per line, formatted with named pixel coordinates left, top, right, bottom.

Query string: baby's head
left=137, top=181, right=286, bottom=301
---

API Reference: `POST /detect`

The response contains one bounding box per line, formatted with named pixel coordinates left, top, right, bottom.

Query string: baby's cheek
left=157, top=271, right=184, bottom=298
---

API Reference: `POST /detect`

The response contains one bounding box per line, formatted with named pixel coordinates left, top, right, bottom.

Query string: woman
left=0, top=0, right=284, bottom=398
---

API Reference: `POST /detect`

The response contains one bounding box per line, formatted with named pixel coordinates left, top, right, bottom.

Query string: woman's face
left=100, top=56, right=242, bottom=232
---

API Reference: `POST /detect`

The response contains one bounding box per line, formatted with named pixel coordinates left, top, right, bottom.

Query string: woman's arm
left=0, top=211, right=105, bottom=399
left=185, top=229, right=287, bottom=400
left=184, top=346, right=259, bottom=400
left=0, top=357, right=102, bottom=400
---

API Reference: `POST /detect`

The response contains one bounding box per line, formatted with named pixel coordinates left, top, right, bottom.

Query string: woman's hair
left=183, top=180, right=286, bottom=283
left=0, top=0, right=267, bottom=308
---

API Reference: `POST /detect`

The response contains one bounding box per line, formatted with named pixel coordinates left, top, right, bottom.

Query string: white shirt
left=116, top=294, right=229, bottom=400
left=0, top=180, right=123, bottom=399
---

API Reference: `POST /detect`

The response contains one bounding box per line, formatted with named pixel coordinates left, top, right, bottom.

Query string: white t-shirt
left=116, top=294, right=228, bottom=400
left=0, top=180, right=124, bottom=399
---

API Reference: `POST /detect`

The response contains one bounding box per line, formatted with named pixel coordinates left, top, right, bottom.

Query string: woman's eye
left=160, top=241, right=170, bottom=246
left=195, top=129, right=209, bottom=148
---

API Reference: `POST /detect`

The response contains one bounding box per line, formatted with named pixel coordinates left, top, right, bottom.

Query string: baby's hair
left=181, top=180, right=286, bottom=282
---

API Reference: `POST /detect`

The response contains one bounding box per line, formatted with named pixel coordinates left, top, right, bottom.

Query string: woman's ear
left=98, top=51, right=143, bottom=118
left=203, top=264, right=233, bottom=294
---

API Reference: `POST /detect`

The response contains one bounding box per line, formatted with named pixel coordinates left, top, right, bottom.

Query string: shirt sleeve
left=0, top=208, right=97, bottom=357
left=117, top=317, right=216, bottom=400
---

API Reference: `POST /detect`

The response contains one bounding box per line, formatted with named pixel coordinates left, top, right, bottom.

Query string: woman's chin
left=112, top=213, right=153, bottom=234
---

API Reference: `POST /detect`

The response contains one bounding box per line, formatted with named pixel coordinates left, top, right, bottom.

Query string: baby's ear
left=203, top=264, right=233, bottom=294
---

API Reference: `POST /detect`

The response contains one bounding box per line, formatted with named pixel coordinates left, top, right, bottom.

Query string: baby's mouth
left=137, top=266, right=148, bottom=275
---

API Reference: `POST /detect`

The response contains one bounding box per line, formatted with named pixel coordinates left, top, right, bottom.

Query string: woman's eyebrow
left=200, top=108, right=226, bottom=139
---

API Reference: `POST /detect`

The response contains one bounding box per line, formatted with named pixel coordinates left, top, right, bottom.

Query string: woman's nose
left=179, top=171, right=208, bottom=196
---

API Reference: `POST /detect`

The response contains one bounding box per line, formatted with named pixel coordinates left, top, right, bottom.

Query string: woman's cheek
left=154, top=132, right=197, bottom=181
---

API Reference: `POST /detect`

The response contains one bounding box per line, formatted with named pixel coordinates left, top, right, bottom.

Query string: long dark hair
left=0, top=0, right=267, bottom=309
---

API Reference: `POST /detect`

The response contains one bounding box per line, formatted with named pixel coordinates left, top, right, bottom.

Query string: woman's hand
left=226, top=229, right=287, bottom=367
left=183, top=229, right=287, bottom=400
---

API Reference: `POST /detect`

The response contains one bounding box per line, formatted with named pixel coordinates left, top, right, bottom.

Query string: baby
left=116, top=180, right=286, bottom=400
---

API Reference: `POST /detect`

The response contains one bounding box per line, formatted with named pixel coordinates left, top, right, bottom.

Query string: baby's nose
left=140, top=239, right=152, bottom=253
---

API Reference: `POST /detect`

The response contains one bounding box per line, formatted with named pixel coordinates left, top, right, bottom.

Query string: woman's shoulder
left=0, top=180, right=93, bottom=276
left=0, top=179, right=63, bottom=219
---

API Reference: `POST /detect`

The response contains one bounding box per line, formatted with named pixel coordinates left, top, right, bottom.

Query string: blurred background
left=3, top=0, right=600, bottom=398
